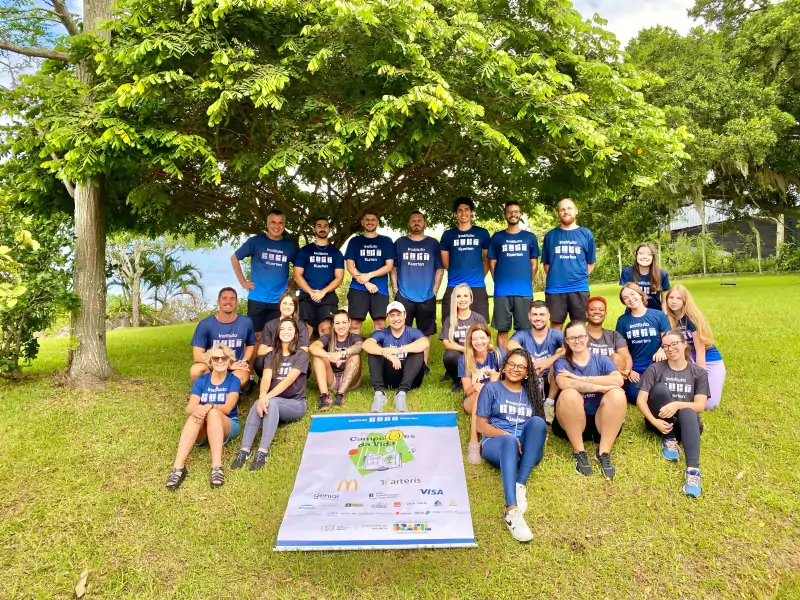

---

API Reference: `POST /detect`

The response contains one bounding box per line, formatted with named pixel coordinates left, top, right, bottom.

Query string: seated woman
left=475, top=348, right=547, bottom=543
left=664, top=284, right=726, bottom=410
left=619, top=242, right=671, bottom=310
left=459, top=322, right=504, bottom=465
left=615, top=283, right=670, bottom=403
left=255, top=292, right=309, bottom=378
left=440, top=283, right=487, bottom=392
left=552, top=321, right=626, bottom=480
left=166, top=343, right=241, bottom=491
left=636, top=329, right=708, bottom=498
left=309, top=309, right=363, bottom=410
left=231, top=318, right=309, bottom=472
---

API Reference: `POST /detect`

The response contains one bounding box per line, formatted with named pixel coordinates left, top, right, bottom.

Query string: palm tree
left=143, top=246, right=204, bottom=312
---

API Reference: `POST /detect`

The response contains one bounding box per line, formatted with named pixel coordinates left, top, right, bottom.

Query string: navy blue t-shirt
left=619, top=266, right=671, bottom=310
left=395, top=236, right=442, bottom=302
left=344, top=234, right=396, bottom=296
left=440, top=226, right=491, bottom=288
left=678, top=316, right=723, bottom=362
left=370, top=326, right=424, bottom=361
left=553, top=355, right=617, bottom=415
left=191, top=371, right=241, bottom=420
left=541, top=226, right=596, bottom=293
left=509, top=328, right=564, bottom=376
left=458, top=348, right=505, bottom=381
left=476, top=381, right=535, bottom=438
left=488, top=230, right=540, bottom=297
left=615, top=309, right=671, bottom=371
left=191, top=314, right=256, bottom=361
left=234, top=235, right=298, bottom=303
left=294, top=243, right=344, bottom=293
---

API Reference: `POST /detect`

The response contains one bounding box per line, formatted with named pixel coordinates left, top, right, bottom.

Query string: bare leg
left=547, top=370, right=558, bottom=400
left=373, top=318, right=386, bottom=331
left=550, top=322, right=563, bottom=330
left=463, top=390, right=480, bottom=445
left=337, top=354, right=362, bottom=394
left=424, top=336, right=432, bottom=365
left=497, top=331, right=509, bottom=351
left=594, top=389, right=626, bottom=455
left=205, top=409, right=232, bottom=468
left=317, top=319, right=332, bottom=337
left=349, top=319, right=363, bottom=336
left=190, top=363, right=209, bottom=383
left=305, top=322, right=313, bottom=340
left=555, top=389, right=586, bottom=452
left=313, top=355, right=335, bottom=395
left=173, top=416, right=205, bottom=468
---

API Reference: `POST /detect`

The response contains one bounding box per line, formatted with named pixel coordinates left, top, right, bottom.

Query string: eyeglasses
left=505, top=210, right=521, bottom=216
left=565, top=334, right=588, bottom=343
left=660, top=342, right=683, bottom=351
left=506, top=363, right=528, bottom=372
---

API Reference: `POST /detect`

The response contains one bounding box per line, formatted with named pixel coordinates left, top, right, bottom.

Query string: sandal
left=166, top=467, right=188, bottom=491
left=210, top=466, right=225, bottom=489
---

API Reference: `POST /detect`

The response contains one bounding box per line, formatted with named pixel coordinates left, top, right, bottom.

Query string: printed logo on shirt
left=360, top=248, right=383, bottom=258
left=401, top=251, right=431, bottom=264
left=201, top=386, right=230, bottom=405
left=261, top=251, right=289, bottom=266
left=500, top=402, right=533, bottom=424
left=501, top=242, right=528, bottom=256
left=216, top=337, right=243, bottom=349
left=626, top=322, right=659, bottom=344
left=553, top=241, right=582, bottom=259
left=452, top=238, right=480, bottom=248
left=309, top=255, right=334, bottom=265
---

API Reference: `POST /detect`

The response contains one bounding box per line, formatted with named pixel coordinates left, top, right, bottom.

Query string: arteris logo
left=380, top=478, right=421, bottom=486
left=347, top=430, right=415, bottom=476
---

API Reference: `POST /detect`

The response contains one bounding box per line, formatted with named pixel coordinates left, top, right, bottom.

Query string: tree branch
left=51, top=0, right=79, bottom=37
left=0, top=40, right=68, bottom=61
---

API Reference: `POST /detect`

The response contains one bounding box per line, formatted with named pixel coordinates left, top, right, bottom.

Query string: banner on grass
left=275, top=412, right=476, bottom=551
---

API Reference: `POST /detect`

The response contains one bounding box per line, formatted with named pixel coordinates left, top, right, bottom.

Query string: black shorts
left=299, top=292, right=339, bottom=327
left=441, top=285, right=490, bottom=323
left=347, top=289, right=390, bottom=321
left=491, top=296, right=532, bottom=332
left=247, top=300, right=279, bottom=333
left=396, top=292, right=437, bottom=336
left=551, top=412, right=601, bottom=443
left=545, top=291, right=589, bottom=324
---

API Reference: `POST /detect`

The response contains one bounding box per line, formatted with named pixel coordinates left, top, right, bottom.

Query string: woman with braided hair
left=475, top=348, right=547, bottom=543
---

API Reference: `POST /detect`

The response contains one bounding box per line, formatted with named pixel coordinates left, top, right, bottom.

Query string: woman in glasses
left=475, top=348, right=546, bottom=543
left=166, top=343, right=242, bottom=491
left=552, top=321, right=626, bottom=479
left=636, top=329, right=708, bottom=498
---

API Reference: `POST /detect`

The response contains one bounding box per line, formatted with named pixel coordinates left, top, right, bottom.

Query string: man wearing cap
left=362, top=301, right=430, bottom=413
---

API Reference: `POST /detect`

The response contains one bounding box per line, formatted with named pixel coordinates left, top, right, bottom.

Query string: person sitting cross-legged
left=309, top=309, right=363, bottom=410
left=166, top=343, right=242, bottom=491
left=362, top=301, right=429, bottom=413
left=254, top=291, right=309, bottom=379
left=552, top=321, right=626, bottom=479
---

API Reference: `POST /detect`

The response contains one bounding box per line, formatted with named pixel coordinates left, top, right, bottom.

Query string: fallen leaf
left=644, top=586, right=652, bottom=595
left=737, top=471, right=744, bottom=479
left=75, top=570, right=89, bottom=599
left=280, top=577, right=293, bottom=583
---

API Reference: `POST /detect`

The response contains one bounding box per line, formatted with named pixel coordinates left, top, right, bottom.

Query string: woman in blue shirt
left=476, top=348, right=547, bottom=543
left=166, top=343, right=241, bottom=491
left=619, top=242, right=671, bottom=310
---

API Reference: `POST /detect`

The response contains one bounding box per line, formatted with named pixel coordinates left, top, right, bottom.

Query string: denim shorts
left=195, top=416, right=241, bottom=447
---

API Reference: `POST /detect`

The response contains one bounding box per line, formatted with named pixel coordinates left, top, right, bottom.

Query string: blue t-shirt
left=457, top=348, right=505, bottom=381
left=619, top=266, right=671, bottom=310
left=234, top=235, right=297, bottom=303
left=553, top=355, right=617, bottom=415
left=370, top=326, right=424, bottom=361
left=678, top=316, right=723, bottom=362
left=509, top=328, right=564, bottom=376
left=344, top=234, right=396, bottom=296
left=440, top=226, right=491, bottom=288
left=190, top=314, right=256, bottom=361
left=615, top=309, right=671, bottom=371
left=395, top=236, right=442, bottom=302
left=191, top=371, right=241, bottom=420
left=488, top=230, right=540, bottom=297
left=541, top=226, right=596, bottom=293
left=294, top=243, right=344, bottom=294
left=476, top=381, right=534, bottom=438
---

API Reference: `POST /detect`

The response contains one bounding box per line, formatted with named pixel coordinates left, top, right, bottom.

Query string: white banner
left=275, top=412, right=477, bottom=551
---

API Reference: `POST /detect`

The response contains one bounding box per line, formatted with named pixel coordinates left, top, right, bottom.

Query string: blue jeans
left=481, top=417, right=547, bottom=507
left=625, top=363, right=652, bottom=404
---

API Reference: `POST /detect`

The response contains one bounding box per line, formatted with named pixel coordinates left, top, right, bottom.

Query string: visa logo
left=420, top=489, right=443, bottom=495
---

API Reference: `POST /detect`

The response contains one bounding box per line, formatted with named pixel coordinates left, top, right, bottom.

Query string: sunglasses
left=211, top=356, right=229, bottom=362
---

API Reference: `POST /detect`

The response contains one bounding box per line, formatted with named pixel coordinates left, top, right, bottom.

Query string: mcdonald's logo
left=337, top=479, right=358, bottom=492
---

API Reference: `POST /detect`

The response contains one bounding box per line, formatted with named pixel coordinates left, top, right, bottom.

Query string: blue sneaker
left=662, top=437, right=680, bottom=462
left=683, top=467, right=702, bottom=498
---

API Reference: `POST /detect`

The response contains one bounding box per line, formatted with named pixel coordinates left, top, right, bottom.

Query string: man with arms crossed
left=488, top=201, right=540, bottom=350
left=231, top=209, right=297, bottom=343
left=541, top=198, right=596, bottom=329
left=293, top=217, right=345, bottom=338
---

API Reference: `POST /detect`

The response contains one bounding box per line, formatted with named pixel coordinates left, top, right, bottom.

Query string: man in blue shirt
left=391, top=211, right=443, bottom=367
left=440, top=197, right=491, bottom=322
left=362, top=301, right=430, bottom=413
left=293, top=217, right=345, bottom=338
left=190, top=288, right=256, bottom=389
left=231, top=209, right=298, bottom=342
left=541, top=198, right=596, bottom=329
left=488, top=201, right=540, bottom=350
left=344, top=210, right=396, bottom=334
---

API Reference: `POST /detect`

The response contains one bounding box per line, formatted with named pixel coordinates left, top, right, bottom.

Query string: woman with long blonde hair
left=439, top=283, right=486, bottom=391
left=620, top=242, right=671, bottom=310
left=663, top=285, right=726, bottom=410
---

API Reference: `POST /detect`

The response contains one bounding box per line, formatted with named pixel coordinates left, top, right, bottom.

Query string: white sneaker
left=544, top=399, right=555, bottom=425
left=515, top=482, right=528, bottom=515
left=504, top=508, right=533, bottom=542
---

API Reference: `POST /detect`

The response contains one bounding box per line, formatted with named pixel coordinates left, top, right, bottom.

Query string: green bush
left=776, top=242, right=800, bottom=272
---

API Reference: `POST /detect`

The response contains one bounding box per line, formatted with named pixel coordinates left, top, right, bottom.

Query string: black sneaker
left=333, top=392, right=345, bottom=407
left=230, top=449, right=250, bottom=471
left=241, top=377, right=255, bottom=397
left=249, top=450, right=269, bottom=472
left=573, top=451, right=594, bottom=476
left=440, top=373, right=451, bottom=383
left=451, top=380, right=462, bottom=393
left=424, top=363, right=431, bottom=376
left=595, top=450, right=616, bottom=480
left=318, top=393, right=332, bottom=410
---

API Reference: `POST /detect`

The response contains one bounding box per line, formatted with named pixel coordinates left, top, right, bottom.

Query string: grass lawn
left=1, top=274, right=799, bottom=599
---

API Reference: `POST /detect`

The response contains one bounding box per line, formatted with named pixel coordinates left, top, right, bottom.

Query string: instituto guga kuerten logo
left=347, top=430, right=415, bottom=476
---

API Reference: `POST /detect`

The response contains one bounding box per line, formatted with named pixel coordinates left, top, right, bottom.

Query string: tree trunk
left=699, top=202, right=708, bottom=277
left=748, top=219, right=762, bottom=274
left=776, top=213, right=785, bottom=257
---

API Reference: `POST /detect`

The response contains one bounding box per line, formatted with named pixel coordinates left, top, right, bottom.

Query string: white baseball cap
left=386, top=301, right=406, bottom=314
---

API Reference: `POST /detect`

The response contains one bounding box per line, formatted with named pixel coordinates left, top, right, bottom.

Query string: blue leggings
left=624, top=363, right=652, bottom=404
left=481, top=417, right=547, bottom=507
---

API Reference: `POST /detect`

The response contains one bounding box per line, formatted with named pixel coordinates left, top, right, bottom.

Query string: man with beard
left=488, top=201, right=540, bottom=350
left=585, top=296, right=632, bottom=375
left=344, top=210, right=396, bottom=334
left=541, top=198, right=596, bottom=329
left=391, top=211, right=443, bottom=368
left=293, top=217, right=345, bottom=338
